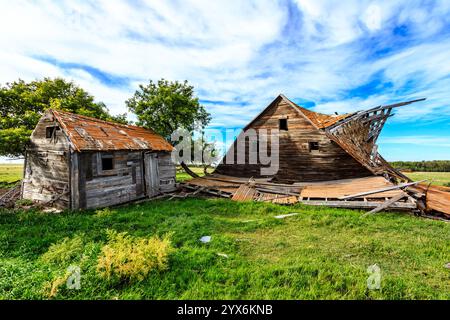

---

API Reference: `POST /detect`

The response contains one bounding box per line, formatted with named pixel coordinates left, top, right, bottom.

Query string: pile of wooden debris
left=0, top=182, right=69, bottom=210
left=0, top=185, right=22, bottom=208
left=179, top=174, right=450, bottom=220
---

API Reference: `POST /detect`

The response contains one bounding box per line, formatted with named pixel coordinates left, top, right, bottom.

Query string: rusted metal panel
left=52, top=110, right=173, bottom=152
left=293, top=103, right=353, bottom=129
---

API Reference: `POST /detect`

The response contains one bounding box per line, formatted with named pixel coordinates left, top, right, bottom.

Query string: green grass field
left=0, top=199, right=448, bottom=299
left=406, top=172, right=450, bottom=186
left=175, top=166, right=205, bottom=182
left=0, top=164, right=23, bottom=188
left=0, top=164, right=449, bottom=299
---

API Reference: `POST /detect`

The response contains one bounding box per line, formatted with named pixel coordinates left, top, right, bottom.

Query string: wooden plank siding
left=215, top=97, right=373, bottom=182
left=82, top=151, right=145, bottom=209
left=22, top=113, right=71, bottom=209
left=157, top=152, right=177, bottom=193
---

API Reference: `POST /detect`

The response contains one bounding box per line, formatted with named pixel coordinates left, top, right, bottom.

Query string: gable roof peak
left=279, top=95, right=353, bottom=129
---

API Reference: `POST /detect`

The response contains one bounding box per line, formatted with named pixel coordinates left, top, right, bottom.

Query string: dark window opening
left=309, top=142, right=319, bottom=151
left=279, top=119, right=288, bottom=131
left=46, top=126, right=60, bottom=138
left=101, top=155, right=114, bottom=171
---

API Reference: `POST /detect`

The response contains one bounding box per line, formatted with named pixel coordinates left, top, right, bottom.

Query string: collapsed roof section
left=251, top=94, right=425, bottom=182
left=322, top=98, right=425, bottom=180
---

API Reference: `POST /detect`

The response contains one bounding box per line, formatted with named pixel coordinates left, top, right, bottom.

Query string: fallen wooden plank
left=232, top=185, right=256, bottom=202
left=183, top=184, right=232, bottom=198
left=301, top=200, right=416, bottom=210
left=201, top=175, right=299, bottom=188
left=271, top=195, right=298, bottom=204
left=363, top=193, right=407, bottom=216
left=300, top=176, right=403, bottom=199
left=412, top=184, right=450, bottom=216
left=257, top=193, right=299, bottom=204
left=255, top=187, right=299, bottom=197
left=338, top=180, right=427, bottom=200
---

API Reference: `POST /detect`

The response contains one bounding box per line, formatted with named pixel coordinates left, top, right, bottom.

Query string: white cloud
left=0, top=0, right=287, bottom=118
left=0, top=0, right=449, bottom=132
left=364, top=4, right=382, bottom=31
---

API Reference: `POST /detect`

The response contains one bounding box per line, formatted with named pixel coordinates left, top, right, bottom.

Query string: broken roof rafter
left=327, top=98, right=426, bottom=132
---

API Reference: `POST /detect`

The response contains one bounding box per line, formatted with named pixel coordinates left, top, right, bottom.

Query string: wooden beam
left=362, top=193, right=407, bottom=216
left=327, top=98, right=426, bottom=131
left=180, top=161, right=200, bottom=178
left=301, top=200, right=416, bottom=210
left=362, top=113, right=393, bottom=124
left=183, top=183, right=232, bottom=198
left=338, top=180, right=427, bottom=200
left=363, top=98, right=426, bottom=114
left=255, top=187, right=299, bottom=197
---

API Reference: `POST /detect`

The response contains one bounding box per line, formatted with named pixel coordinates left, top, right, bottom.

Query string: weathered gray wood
left=78, top=153, right=88, bottom=209
left=22, top=116, right=71, bottom=209
left=81, top=151, right=147, bottom=209
left=157, top=152, right=176, bottom=192
left=145, top=152, right=160, bottom=197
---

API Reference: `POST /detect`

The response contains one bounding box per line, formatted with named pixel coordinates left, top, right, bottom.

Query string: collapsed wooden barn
left=183, top=94, right=450, bottom=218
left=215, top=94, right=420, bottom=183
left=21, top=109, right=176, bottom=209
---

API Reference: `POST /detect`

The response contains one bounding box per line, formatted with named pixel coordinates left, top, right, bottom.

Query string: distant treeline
left=390, top=160, right=450, bottom=172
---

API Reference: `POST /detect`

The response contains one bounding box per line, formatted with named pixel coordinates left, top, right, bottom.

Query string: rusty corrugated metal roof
left=296, top=106, right=353, bottom=129
left=51, top=109, right=173, bottom=152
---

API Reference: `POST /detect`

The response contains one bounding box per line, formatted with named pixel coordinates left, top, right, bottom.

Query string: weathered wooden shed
left=22, top=109, right=176, bottom=209
left=215, top=94, right=423, bottom=183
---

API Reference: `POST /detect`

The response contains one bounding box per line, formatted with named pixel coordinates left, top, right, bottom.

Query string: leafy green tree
left=0, top=78, right=127, bottom=158
left=126, top=79, right=211, bottom=141
left=126, top=79, right=211, bottom=177
left=193, top=135, right=220, bottom=175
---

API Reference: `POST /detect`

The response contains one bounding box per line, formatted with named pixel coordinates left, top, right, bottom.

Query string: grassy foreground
left=0, top=199, right=449, bottom=300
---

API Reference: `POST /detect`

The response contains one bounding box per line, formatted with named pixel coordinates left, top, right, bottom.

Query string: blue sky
left=1, top=0, right=450, bottom=161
